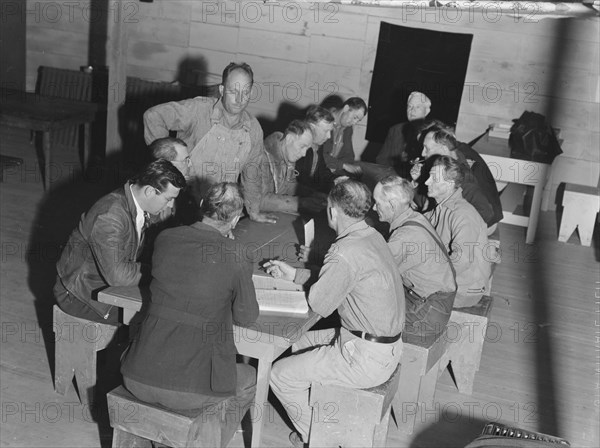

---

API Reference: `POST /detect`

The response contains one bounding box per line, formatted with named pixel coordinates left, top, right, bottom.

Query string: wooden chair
left=308, top=364, right=400, bottom=447
left=559, top=183, right=599, bottom=246
left=53, top=305, right=119, bottom=405
left=107, top=386, right=238, bottom=448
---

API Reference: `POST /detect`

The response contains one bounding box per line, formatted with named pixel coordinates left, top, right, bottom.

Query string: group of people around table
left=53, top=61, right=502, bottom=447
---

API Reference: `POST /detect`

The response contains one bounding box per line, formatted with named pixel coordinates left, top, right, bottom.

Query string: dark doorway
left=366, top=22, right=473, bottom=143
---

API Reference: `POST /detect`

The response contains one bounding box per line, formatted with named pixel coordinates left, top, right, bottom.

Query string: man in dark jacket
left=412, top=124, right=503, bottom=232
left=121, top=182, right=259, bottom=447
left=54, top=160, right=186, bottom=324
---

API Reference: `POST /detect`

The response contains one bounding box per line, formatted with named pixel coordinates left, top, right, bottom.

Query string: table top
left=473, top=134, right=550, bottom=166
left=98, top=212, right=323, bottom=345
left=0, top=89, right=99, bottom=131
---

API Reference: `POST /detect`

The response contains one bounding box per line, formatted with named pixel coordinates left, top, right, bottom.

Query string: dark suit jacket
left=121, top=222, right=259, bottom=396
left=55, top=182, right=146, bottom=320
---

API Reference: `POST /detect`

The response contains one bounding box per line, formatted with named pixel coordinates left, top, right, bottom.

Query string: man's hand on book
left=263, top=260, right=296, bottom=282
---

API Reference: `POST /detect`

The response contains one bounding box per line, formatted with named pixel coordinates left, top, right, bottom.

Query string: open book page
left=255, top=288, right=309, bottom=315
left=252, top=273, right=303, bottom=291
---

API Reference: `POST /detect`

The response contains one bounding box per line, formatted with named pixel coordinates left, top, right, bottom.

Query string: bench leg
left=54, top=329, right=75, bottom=397
left=576, top=215, right=596, bottom=246
left=558, top=205, right=577, bottom=243
left=449, top=337, right=486, bottom=396
left=393, top=363, right=422, bottom=435
left=373, top=407, right=391, bottom=447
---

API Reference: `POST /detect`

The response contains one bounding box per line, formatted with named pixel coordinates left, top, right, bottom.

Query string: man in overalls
left=144, top=62, right=277, bottom=223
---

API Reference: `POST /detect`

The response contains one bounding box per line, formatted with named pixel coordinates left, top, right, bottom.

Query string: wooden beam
left=105, top=0, right=129, bottom=159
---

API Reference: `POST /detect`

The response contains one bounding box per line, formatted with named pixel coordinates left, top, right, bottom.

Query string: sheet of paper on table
left=255, top=288, right=309, bottom=315
left=252, top=273, right=303, bottom=291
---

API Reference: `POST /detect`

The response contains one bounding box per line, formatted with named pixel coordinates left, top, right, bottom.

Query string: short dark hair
left=329, top=179, right=372, bottom=219
left=283, top=119, right=312, bottom=138
left=129, top=159, right=186, bottom=192
left=343, top=97, right=368, bottom=116
left=305, top=105, right=334, bottom=125
left=378, top=175, right=414, bottom=204
left=431, top=155, right=464, bottom=188
left=149, top=137, right=187, bottom=161
left=200, top=182, right=245, bottom=222
left=222, top=62, right=254, bottom=86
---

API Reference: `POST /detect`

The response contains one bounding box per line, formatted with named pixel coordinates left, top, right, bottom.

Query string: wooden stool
left=559, top=183, right=599, bottom=246
left=53, top=305, right=119, bottom=405
left=446, top=296, right=494, bottom=395
left=392, top=331, right=450, bottom=435
left=308, top=365, right=400, bottom=447
left=107, top=386, right=226, bottom=448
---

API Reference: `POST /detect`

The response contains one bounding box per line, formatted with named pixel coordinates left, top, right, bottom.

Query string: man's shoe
left=289, top=431, right=307, bottom=448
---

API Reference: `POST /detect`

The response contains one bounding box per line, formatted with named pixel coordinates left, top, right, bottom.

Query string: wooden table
left=473, top=134, right=551, bottom=244
left=0, top=89, right=99, bottom=189
left=98, top=212, right=321, bottom=448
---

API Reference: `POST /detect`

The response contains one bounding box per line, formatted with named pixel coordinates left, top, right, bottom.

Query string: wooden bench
left=392, top=331, right=449, bottom=435
left=308, top=364, right=400, bottom=447
left=391, top=296, right=494, bottom=435
left=559, top=183, right=599, bottom=246
left=446, top=295, right=495, bottom=395
left=53, top=305, right=119, bottom=405
left=107, top=386, right=230, bottom=448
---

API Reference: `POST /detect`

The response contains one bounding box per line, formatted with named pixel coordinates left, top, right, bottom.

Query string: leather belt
left=349, top=330, right=402, bottom=344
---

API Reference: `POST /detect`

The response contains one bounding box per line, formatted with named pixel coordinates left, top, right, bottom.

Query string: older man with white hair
left=373, top=175, right=456, bottom=336
left=376, top=91, right=432, bottom=170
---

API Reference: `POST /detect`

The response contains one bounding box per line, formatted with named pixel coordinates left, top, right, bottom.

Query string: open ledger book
left=252, top=273, right=309, bottom=315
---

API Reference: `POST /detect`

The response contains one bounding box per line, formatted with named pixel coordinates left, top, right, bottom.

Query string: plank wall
left=24, top=0, right=600, bottom=207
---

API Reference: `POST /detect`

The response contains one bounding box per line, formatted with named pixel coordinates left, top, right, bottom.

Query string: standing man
left=322, top=97, right=368, bottom=174
left=54, top=160, right=186, bottom=324
left=260, top=119, right=327, bottom=214
left=264, top=179, right=405, bottom=447
left=144, top=62, right=276, bottom=223
left=373, top=176, right=456, bottom=336
left=376, top=91, right=432, bottom=173
left=424, top=156, right=492, bottom=308
left=121, top=183, right=258, bottom=447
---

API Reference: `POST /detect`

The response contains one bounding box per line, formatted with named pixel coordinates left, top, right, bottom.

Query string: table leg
left=526, top=182, right=544, bottom=244
left=42, top=131, right=51, bottom=190
left=251, top=358, right=273, bottom=448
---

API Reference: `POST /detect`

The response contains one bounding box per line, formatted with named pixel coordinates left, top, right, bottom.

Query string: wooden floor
left=1, top=126, right=599, bottom=447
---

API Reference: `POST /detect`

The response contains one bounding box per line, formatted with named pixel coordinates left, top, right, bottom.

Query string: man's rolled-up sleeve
left=306, top=246, right=355, bottom=318
left=241, top=125, right=266, bottom=216
left=143, top=99, right=197, bottom=145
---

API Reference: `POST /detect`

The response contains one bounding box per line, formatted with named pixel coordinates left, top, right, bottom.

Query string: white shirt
left=130, top=185, right=145, bottom=240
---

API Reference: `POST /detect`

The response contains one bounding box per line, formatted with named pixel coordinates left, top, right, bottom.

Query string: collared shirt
left=295, top=220, right=405, bottom=337
left=388, top=207, right=455, bottom=298
left=143, top=96, right=263, bottom=215
left=129, top=184, right=144, bottom=240
left=425, top=188, right=491, bottom=301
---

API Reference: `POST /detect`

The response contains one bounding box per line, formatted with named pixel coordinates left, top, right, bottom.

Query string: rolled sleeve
left=307, top=247, right=355, bottom=318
